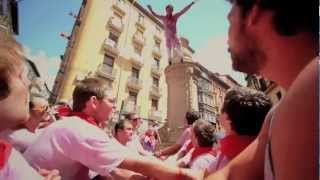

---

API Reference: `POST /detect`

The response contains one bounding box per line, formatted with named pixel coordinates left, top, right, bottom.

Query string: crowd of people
left=0, top=0, right=317, bottom=179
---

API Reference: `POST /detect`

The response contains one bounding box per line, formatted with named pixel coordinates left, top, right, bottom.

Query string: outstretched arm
left=147, top=5, right=164, bottom=20
left=175, top=1, right=197, bottom=18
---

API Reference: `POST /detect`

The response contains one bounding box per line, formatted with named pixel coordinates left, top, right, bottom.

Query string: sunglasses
left=33, top=105, right=49, bottom=114
left=132, top=118, right=141, bottom=121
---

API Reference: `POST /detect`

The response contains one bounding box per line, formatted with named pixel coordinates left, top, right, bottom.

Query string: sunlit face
left=95, top=95, right=116, bottom=124
left=130, top=114, right=142, bottom=130
left=166, top=5, right=173, bottom=16
left=227, top=3, right=265, bottom=74
left=116, top=122, right=134, bottom=145
left=28, top=97, right=50, bottom=132
left=218, top=113, right=232, bottom=134
left=0, top=64, right=31, bottom=131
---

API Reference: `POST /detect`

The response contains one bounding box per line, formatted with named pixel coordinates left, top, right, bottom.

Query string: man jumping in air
left=147, top=1, right=198, bottom=65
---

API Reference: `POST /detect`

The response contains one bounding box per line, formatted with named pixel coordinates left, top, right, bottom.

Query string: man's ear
left=87, top=96, right=98, bottom=108
left=246, top=5, right=262, bottom=27
left=224, top=113, right=232, bottom=124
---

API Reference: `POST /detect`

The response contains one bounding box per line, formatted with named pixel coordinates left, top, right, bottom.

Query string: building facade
left=0, top=0, right=18, bottom=34
left=51, top=0, right=169, bottom=124
left=246, top=74, right=285, bottom=104
left=164, top=57, right=239, bottom=146
left=25, top=58, right=52, bottom=99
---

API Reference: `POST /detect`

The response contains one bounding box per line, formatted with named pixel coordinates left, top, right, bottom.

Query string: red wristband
left=176, top=168, right=183, bottom=180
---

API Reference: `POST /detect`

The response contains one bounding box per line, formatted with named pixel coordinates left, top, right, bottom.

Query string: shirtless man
left=205, top=0, right=318, bottom=179
left=147, top=1, right=197, bottom=65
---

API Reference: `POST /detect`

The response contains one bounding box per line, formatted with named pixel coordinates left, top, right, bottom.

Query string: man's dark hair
left=222, top=87, right=272, bottom=136
left=72, top=78, right=110, bottom=112
left=226, top=0, right=318, bottom=37
left=166, top=4, right=173, bottom=11
left=114, top=120, right=131, bottom=134
left=186, top=111, right=200, bottom=125
left=125, top=112, right=137, bottom=120
left=193, top=119, right=217, bottom=147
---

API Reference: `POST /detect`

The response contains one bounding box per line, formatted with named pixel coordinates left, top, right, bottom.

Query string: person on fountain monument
left=147, top=1, right=198, bottom=65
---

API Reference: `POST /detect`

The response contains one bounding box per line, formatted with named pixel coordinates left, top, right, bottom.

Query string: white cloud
left=193, top=35, right=246, bottom=86
left=23, top=46, right=60, bottom=91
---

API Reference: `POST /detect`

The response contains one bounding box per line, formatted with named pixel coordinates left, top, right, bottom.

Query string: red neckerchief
left=72, top=112, right=99, bottom=127
left=190, top=146, right=213, bottom=162
left=0, top=140, right=12, bottom=170
left=220, top=134, right=255, bottom=159
left=57, top=106, right=72, bottom=117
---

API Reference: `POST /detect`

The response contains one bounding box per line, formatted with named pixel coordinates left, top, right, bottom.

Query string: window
left=153, top=57, right=160, bottom=69
left=129, top=91, right=138, bottom=105
left=153, top=77, right=159, bottom=87
left=276, top=91, right=282, bottom=100
left=138, top=13, right=144, bottom=24
left=108, top=32, right=119, bottom=48
left=151, top=99, right=158, bottom=110
left=259, top=79, right=268, bottom=91
left=156, top=26, right=161, bottom=33
left=103, top=55, right=115, bottom=74
left=132, top=67, right=140, bottom=79
left=0, top=0, right=4, bottom=15
left=155, top=41, right=161, bottom=49
left=134, top=46, right=142, bottom=56
left=82, top=0, right=87, bottom=7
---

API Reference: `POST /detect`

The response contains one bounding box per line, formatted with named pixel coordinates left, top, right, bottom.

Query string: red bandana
left=72, top=112, right=99, bottom=127
left=220, top=135, right=255, bottom=159
left=190, top=147, right=213, bottom=162
left=0, top=140, right=12, bottom=170
left=57, top=106, right=72, bottom=117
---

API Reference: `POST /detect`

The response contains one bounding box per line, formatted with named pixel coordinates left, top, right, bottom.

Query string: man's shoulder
left=46, top=117, right=107, bottom=139
left=3, top=148, right=42, bottom=179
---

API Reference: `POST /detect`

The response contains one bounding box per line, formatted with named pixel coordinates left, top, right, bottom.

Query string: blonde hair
left=0, top=31, right=24, bottom=99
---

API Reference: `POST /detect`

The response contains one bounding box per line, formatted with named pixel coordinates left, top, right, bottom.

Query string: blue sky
left=16, top=0, right=245, bottom=89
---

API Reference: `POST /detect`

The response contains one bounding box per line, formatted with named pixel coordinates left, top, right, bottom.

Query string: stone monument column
left=159, top=37, right=198, bottom=147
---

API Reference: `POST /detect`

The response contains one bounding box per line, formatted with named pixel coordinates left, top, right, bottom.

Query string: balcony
left=122, top=99, right=140, bottom=114
left=151, top=64, right=162, bottom=77
left=96, top=64, right=117, bottom=81
left=154, top=32, right=162, bottom=43
left=152, top=46, right=162, bottom=59
left=103, top=38, right=119, bottom=57
left=182, top=47, right=192, bottom=59
left=127, top=76, right=143, bottom=91
left=149, top=109, right=162, bottom=122
left=132, top=33, right=145, bottom=48
left=107, top=16, right=124, bottom=35
left=150, top=85, right=162, bottom=98
left=130, top=53, right=144, bottom=68
left=135, top=21, right=146, bottom=33
left=112, top=1, right=126, bottom=17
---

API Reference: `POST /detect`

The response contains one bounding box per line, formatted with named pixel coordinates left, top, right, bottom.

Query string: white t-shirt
left=190, top=153, right=218, bottom=171
left=0, top=148, right=42, bottom=180
left=206, top=152, right=229, bottom=173
left=177, top=126, right=192, bottom=146
left=24, top=116, right=128, bottom=180
left=0, top=129, right=42, bottom=153
left=126, top=133, right=153, bottom=156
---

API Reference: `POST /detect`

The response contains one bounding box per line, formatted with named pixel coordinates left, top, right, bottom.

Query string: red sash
left=220, top=135, right=255, bottom=159
left=0, top=140, right=12, bottom=170
left=72, top=112, right=99, bottom=127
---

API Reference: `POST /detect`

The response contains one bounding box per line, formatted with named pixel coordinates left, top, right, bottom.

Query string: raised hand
left=39, top=169, right=61, bottom=180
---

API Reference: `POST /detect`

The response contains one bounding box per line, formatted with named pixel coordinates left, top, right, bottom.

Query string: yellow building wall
left=57, top=0, right=168, bottom=121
